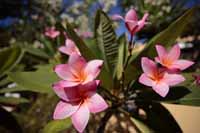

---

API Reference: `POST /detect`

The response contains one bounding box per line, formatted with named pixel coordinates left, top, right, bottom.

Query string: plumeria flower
left=59, top=39, right=80, bottom=55
left=53, top=80, right=108, bottom=132
left=54, top=53, right=103, bottom=88
left=139, top=57, right=185, bottom=97
left=112, top=9, right=148, bottom=36
left=155, top=44, right=194, bottom=71
left=44, top=26, right=60, bottom=39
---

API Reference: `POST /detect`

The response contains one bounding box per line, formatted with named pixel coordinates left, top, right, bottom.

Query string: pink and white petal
left=53, top=80, right=80, bottom=88
left=139, top=73, right=153, bottom=87
left=172, top=60, right=194, bottom=70
left=68, top=53, right=86, bottom=74
left=54, top=64, right=76, bottom=81
left=135, top=13, right=149, bottom=32
left=71, top=103, right=90, bottom=133
left=111, top=14, right=124, bottom=21
left=59, top=46, right=72, bottom=55
left=162, top=73, right=185, bottom=86
left=152, top=82, right=169, bottom=97
left=155, top=57, right=161, bottom=64
left=141, top=57, right=157, bottom=76
left=167, top=44, right=180, bottom=62
left=53, top=101, right=79, bottom=120
left=125, top=20, right=138, bottom=34
left=84, top=60, right=103, bottom=80
left=155, top=45, right=167, bottom=60
left=79, top=80, right=99, bottom=94
left=52, top=83, right=80, bottom=101
left=125, top=9, right=138, bottom=21
left=87, top=93, right=108, bottom=113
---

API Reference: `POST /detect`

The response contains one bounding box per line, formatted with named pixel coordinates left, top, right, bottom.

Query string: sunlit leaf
left=95, top=10, right=118, bottom=74
left=7, top=65, right=58, bottom=94
left=0, top=46, right=24, bottom=77
left=0, top=96, right=29, bottom=105
left=42, top=118, right=71, bottom=133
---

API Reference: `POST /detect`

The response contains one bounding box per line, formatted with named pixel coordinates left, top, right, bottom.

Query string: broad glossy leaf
left=7, top=65, right=58, bottom=94
left=0, top=96, right=29, bottom=105
left=135, top=101, right=182, bottom=132
left=0, top=46, right=24, bottom=77
left=42, top=118, right=71, bottom=133
left=95, top=10, right=118, bottom=74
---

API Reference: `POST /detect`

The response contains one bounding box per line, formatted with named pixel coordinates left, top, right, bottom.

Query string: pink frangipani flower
left=53, top=80, right=108, bottom=132
left=54, top=53, right=103, bottom=88
left=112, top=9, right=148, bottom=36
left=59, top=39, right=80, bottom=55
left=155, top=44, right=194, bottom=71
left=139, top=57, right=185, bottom=97
left=45, top=27, right=60, bottom=39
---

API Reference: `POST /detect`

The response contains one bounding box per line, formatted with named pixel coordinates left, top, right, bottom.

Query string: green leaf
left=136, top=101, right=182, bottom=132
left=23, top=46, right=49, bottom=59
left=129, top=7, right=197, bottom=64
left=7, top=65, right=58, bottom=94
left=0, top=46, right=24, bottom=77
left=0, top=86, right=33, bottom=94
left=95, top=10, right=118, bottom=74
left=42, top=118, right=71, bottom=133
left=114, top=34, right=128, bottom=80
left=0, top=96, right=29, bottom=105
left=130, top=117, right=154, bottom=133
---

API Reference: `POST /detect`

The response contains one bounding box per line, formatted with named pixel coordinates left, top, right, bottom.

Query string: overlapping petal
left=87, top=93, right=108, bottom=113
left=53, top=101, right=79, bottom=120
left=71, top=103, right=90, bottom=133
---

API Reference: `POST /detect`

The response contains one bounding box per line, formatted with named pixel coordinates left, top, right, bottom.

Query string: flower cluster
left=139, top=44, right=194, bottom=97
left=53, top=38, right=108, bottom=132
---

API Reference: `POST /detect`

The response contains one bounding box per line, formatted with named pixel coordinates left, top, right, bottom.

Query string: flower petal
left=71, top=103, right=90, bottom=133
left=53, top=80, right=80, bottom=88
left=84, top=60, right=103, bottom=82
left=141, top=57, right=157, bottom=76
left=52, top=83, right=80, bottom=101
left=54, top=64, right=75, bottom=81
left=167, top=44, right=180, bottom=62
left=172, top=60, right=194, bottom=70
left=136, top=13, right=149, bottom=32
left=139, top=73, right=153, bottom=87
left=125, top=9, right=138, bottom=21
left=152, top=82, right=169, bottom=97
left=79, top=80, right=100, bottom=94
left=59, top=39, right=80, bottom=55
left=68, top=54, right=86, bottom=75
left=125, top=20, right=138, bottom=35
left=162, top=73, right=185, bottom=86
left=155, top=45, right=167, bottom=60
left=53, top=101, right=79, bottom=120
left=87, top=93, right=108, bottom=113
left=111, top=14, right=124, bottom=21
